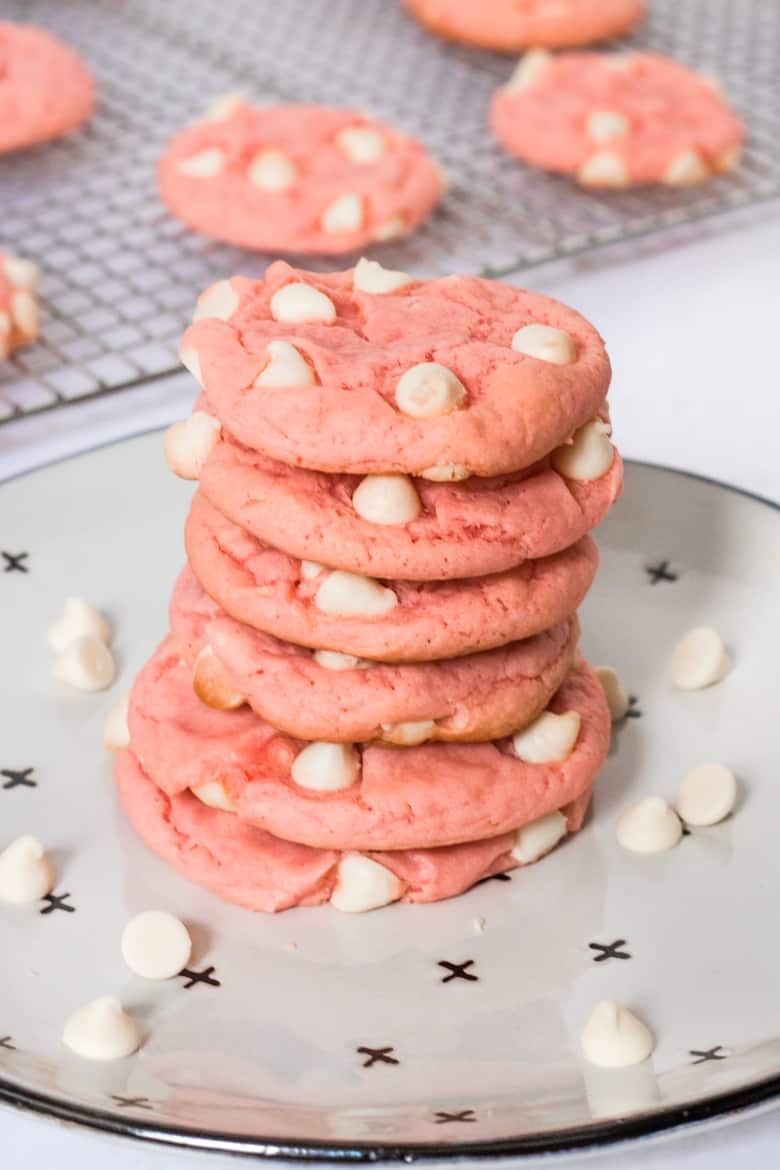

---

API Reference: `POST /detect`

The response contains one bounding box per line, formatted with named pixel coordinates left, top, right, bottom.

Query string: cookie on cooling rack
left=0, top=252, right=40, bottom=361
left=491, top=50, right=745, bottom=188
left=157, top=98, right=444, bottom=253
left=402, top=0, right=645, bottom=51
left=0, top=22, right=94, bottom=153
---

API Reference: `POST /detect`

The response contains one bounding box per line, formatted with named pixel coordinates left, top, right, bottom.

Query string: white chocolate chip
left=380, top=719, right=435, bottom=746
left=353, top=257, right=413, bottom=294
left=291, top=742, right=361, bottom=791
left=336, top=126, right=386, bottom=163
left=671, top=627, right=730, bottom=691
left=192, top=645, right=245, bottom=710
left=581, top=1000, right=654, bottom=1069
left=595, top=666, right=630, bottom=721
left=3, top=255, right=40, bottom=290
left=52, top=636, right=116, bottom=693
left=373, top=216, right=407, bottom=242
left=604, top=53, right=636, bottom=71
left=700, top=72, right=724, bottom=96
left=62, top=996, right=141, bottom=1062
left=163, top=411, right=221, bottom=480
left=505, top=49, right=552, bottom=91
left=176, top=148, right=225, bottom=177
left=11, top=290, right=39, bottom=339
left=315, top=570, right=397, bottom=616
left=677, top=763, right=737, bottom=827
left=0, top=835, right=54, bottom=903
left=512, top=323, right=577, bottom=365
left=193, top=278, right=239, bottom=323
left=663, top=149, right=710, bottom=186
left=48, top=597, right=111, bottom=653
left=578, top=151, right=630, bottom=189
left=395, top=362, right=467, bottom=419
left=121, top=910, right=192, bottom=980
left=313, top=649, right=373, bottom=671
left=418, top=463, right=471, bottom=482
left=352, top=474, right=422, bottom=526
left=616, top=796, right=682, bottom=854
left=511, top=809, right=567, bottom=864
left=512, top=710, right=581, bottom=764
left=248, top=148, right=298, bottom=191
left=203, top=91, right=246, bottom=120
left=473, top=915, right=486, bottom=934
left=270, top=283, right=336, bottom=325
left=179, top=345, right=203, bottom=385
left=330, top=854, right=403, bottom=913
left=552, top=419, right=614, bottom=481
left=103, top=694, right=130, bottom=752
left=301, top=560, right=325, bottom=579
left=713, top=144, right=741, bottom=173
left=192, top=780, right=235, bottom=811
left=255, top=340, right=315, bottom=387
left=587, top=110, right=630, bottom=142
left=322, top=193, right=364, bottom=234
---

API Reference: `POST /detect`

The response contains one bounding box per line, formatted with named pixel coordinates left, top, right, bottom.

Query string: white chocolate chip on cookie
left=419, top=463, right=471, bottom=482
left=336, top=126, right=386, bottom=163
left=380, top=719, right=435, bottom=746
left=164, top=411, right=221, bottom=480
left=373, top=216, right=407, bottom=242
left=270, top=283, right=336, bottom=324
left=292, top=742, right=361, bottom=791
left=11, top=290, right=39, bottom=339
left=192, top=279, right=239, bottom=323
left=52, top=636, right=116, bottom=693
left=301, top=560, right=325, bottom=579
left=552, top=419, right=614, bottom=481
left=62, top=996, right=141, bottom=1062
left=248, top=148, right=298, bottom=191
left=671, top=627, right=729, bottom=691
left=3, top=255, right=40, bottom=289
left=663, top=149, right=710, bottom=186
left=587, top=110, right=630, bottom=142
left=179, top=345, right=203, bottom=385
left=103, top=694, right=130, bottom=752
left=616, top=796, right=682, bottom=854
left=121, top=910, right=192, bottom=980
left=315, top=570, right=397, bottom=616
left=255, top=340, right=315, bottom=387
left=506, top=49, right=552, bottom=92
left=511, top=809, right=567, bottom=864
left=203, top=91, right=246, bottom=120
left=513, top=710, right=581, bottom=764
left=313, top=649, right=373, bottom=671
left=48, top=597, right=111, bottom=653
left=581, top=1000, right=654, bottom=1069
left=330, top=854, right=403, bottom=913
left=596, top=666, right=630, bottom=721
left=0, top=835, right=54, bottom=903
left=352, top=474, right=422, bottom=525
left=192, top=780, right=235, bottom=811
left=512, top=323, right=577, bottom=364
left=192, top=645, right=245, bottom=710
left=177, top=148, right=225, bottom=177
left=395, top=362, right=467, bottom=419
left=677, top=763, right=737, bottom=827
left=353, top=257, right=413, bottom=294
left=322, top=193, right=364, bottom=234
left=578, top=151, right=630, bottom=188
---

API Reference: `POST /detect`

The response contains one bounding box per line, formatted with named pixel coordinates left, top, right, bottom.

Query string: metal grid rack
left=1, top=0, right=778, bottom=425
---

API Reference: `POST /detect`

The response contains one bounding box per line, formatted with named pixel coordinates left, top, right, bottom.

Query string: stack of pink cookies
left=115, top=260, right=620, bottom=913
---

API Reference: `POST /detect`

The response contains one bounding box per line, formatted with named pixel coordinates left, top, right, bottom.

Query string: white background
left=2, top=204, right=780, bottom=1165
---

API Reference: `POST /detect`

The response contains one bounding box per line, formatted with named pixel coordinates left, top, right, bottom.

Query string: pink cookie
left=403, top=0, right=645, bottom=51
left=158, top=101, right=443, bottom=254
left=491, top=50, right=745, bottom=188
left=185, top=492, right=598, bottom=662
left=182, top=262, right=611, bottom=478
left=169, top=566, right=579, bottom=744
left=0, top=251, right=40, bottom=360
left=127, top=641, right=609, bottom=851
left=0, top=23, right=94, bottom=153
left=116, top=750, right=592, bottom=913
left=199, top=427, right=623, bottom=580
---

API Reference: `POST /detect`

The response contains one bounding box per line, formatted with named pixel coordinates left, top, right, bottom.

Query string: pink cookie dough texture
left=158, top=102, right=443, bottom=253
left=185, top=492, right=599, bottom=662
left=491, top=51, right=745, bottom=188
left=0, top=22, right=94, bottom=153
left=169, top=566, right=579, bottom=743
left=403, top=0, right=645, bottom=51
left=200, top=429, right=623, bottom=580
left=116, top=750, right=593, bottom=912
left=184, top=262, right=611, bottom=478
left=127, top=641, right=609, bottom=852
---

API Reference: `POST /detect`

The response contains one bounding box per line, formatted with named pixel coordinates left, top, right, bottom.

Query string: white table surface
left=3, top=203, right=780, bottom=1166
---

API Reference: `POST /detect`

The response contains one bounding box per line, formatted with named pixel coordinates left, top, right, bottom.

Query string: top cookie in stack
left=115, top=260, right=618, bottom=913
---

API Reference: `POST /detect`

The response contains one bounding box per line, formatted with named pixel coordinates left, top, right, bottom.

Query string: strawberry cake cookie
left=0, top=22, right=94, bottom=153
left=0, top=251, right=40, bottom=360
left=403, top=0, right=645, bottom=51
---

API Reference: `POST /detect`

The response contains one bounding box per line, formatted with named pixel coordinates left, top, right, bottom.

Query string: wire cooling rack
left=1, top=0, right=778, bottom=425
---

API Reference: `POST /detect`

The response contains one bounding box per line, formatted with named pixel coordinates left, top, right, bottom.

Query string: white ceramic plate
left=1, top=432, right=779, bottom=1161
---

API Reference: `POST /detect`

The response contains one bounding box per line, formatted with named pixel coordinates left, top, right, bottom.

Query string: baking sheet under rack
left=1, top=0, right=778, bottom=426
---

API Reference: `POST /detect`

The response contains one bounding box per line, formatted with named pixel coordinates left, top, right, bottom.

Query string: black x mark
left=357, top=1046, right=399, bottom=1068
left=0, top=1037, right=16, bottom=1051
left=178, top=966, right=220, bottom=989
left=40, top=891, right=75, bottom=915
left=434, top=1109, right=476, bottom=1124
left=646, top=559, right=678, bottom=585
left=110, top=1095, right=154, bottom=1110
left=1, top=767, right=36, bottom=789
left=2, top=551, right=29, bottom=574
left=690, top=1046, right=728, bottom=1065
left=625, top=695, right=642, bottom=719
left=438, top=960, right=478, bottom=984
left=588, top=939, right=631, bottom=963
left=475, top=871, right=511, bottom=887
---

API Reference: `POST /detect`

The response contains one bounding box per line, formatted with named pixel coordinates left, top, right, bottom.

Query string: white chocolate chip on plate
left=336, top=126, right=386, bottom=163
left=671, top=626, right=730, bottom=691
left=270, top=283, right=336, bottom=325
left=313, top=649, right=373, bottom=671
left=322, top=193, right=364, bottom=234
left=353, top=257, right=413, bottom=294
left=512, top=710, right=581, bottom=764
left=578, top=151, right=630, bottom=189
left=587, top=110, right=630, bottom=142
left=103, top=694, right=130, bottom=752
left=512, top=323, right=577, bottom=364
left=192, top=645, right=246, bottom=710
left=616, top=796, right=682, bottom=854
left=380, top=719, right=435, bottom=746
left=255, top=340, right=315, bottom=388
left=315, top=570, right=397, bottom=616
left=595, top=666, right=630, bottom=721
left=352, top=474, right=422, bottom=526
left=330, top=854, right=403, bottom=913
left=192, top=780, right=235, bottom=812
left=163, top=411, right=221, bottom=480
left=505, top=49, right=552, bottom=92
left=192, top=279, right=240, bottom=323
left=677, top=763, right=737, bottom=827
left=48, top=597, right=111, bottom=653
left=552, top=419, right=614, bottom=481
left=0, top=835, right=54, bottom=903
left=419, top=463, right=471, bottom=482
left=395, top=362, right=467, bottom=419
left=248, top=148, right=298, bottom=191
left=176, top=148, right=225, bottom=178
left=121, top=910, right=192, bottom=980
left=581, top=1000, right=654, bottom=1069
left=62, top=996, right=141, bottom=1062
left=291, top=742, right=361, bottom=791
left=52, top=636, right=116, bottom=693
left=663, top=149, right=710, bottom=186
left=511, top=809, right=567, bottom=864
